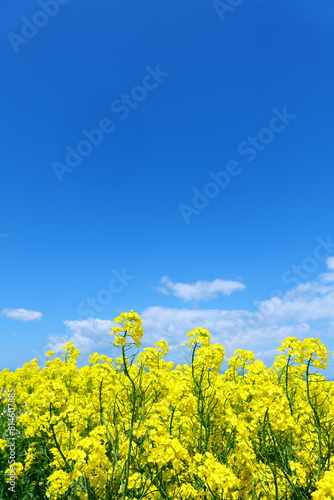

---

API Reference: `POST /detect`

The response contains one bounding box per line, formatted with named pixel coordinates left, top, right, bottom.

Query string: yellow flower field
left=1, top=310, right=334, bottom=499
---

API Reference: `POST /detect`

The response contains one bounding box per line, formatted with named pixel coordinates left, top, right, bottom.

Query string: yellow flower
left=312, top=468, right=334, bottom=499
left=61, top=342, right=80, bottom=360
left=278, top=337, right=328, bottom=368
left=46, top=470, right=71, bottom=498
left=0, top=439, right=7, bottom=452
left=111, top=310, right=144, bottom=347
left=5, top=462, right=24, bottom=479
left=182, top=327, right=211, bottom=348
left=114, top=335, right=127, bottom=346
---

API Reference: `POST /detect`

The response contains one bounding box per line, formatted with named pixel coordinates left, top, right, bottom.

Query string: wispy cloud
left=156, top=276, right=246, bottom=302
left=2, top=308, right=42, bottom=322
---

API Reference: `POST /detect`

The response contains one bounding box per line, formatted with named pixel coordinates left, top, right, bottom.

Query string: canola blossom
left=1, top=311, right=334, bottom=499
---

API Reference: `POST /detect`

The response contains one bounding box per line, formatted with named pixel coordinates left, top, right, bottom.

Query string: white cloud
left=140, top=306, right=313, bottom=358
left=327, top=257, right=334, bottom=271
left=156, top=276, right=246, bottom=302
left=48, top=318, right=113, bottom=353
left=2, top=308, right=42, bottom=322
left=255, top=282, right=334, bottom=325
left=320, top=257, right=334, bottom=283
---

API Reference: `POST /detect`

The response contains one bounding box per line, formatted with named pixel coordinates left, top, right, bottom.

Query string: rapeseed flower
left=1, top=313, right=334, bottom=500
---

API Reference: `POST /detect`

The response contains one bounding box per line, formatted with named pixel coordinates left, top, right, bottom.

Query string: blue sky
left=1, top=0, right=334, bottom=375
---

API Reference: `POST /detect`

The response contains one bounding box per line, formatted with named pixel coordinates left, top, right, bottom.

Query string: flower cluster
left=277, top=336, right=328, bottom=369
left=111, top=309, right=144, bottom=347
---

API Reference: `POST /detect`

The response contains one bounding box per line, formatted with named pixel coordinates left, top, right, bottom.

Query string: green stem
left=49, top=403, right=71, bottom=472
left=305, top=358, right=322, bottom=480
left=285, top=355, right=293, bottom=415
left=121, top=342, right=137, bottom=500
